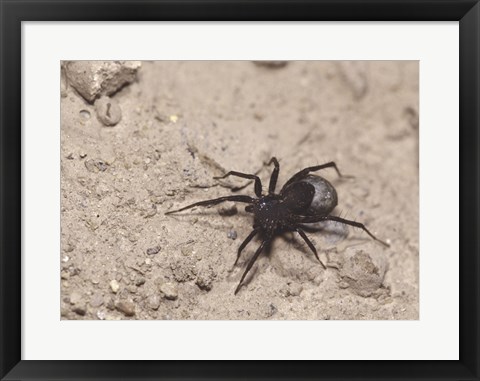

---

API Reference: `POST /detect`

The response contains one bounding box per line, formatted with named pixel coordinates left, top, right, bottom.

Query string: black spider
left=166, top=158, right=389, bottom=294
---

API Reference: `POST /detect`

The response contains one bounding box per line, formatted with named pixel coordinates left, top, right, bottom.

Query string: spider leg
left=214, top=171, right=263, bottom=197
left=299, top=215, right=389, bottom=247
left=234, top=238, right=269, bottom=295
left=295, top=227, right=326, bottom=269
left=230, top=167, right=263, bottom=192
left=282, top=161, right=348, bottom=191
left=267, top=157, right=280, bottom=194
left=326, top=216, right=389, bottom=247
left=165, top=195, right=255, bottom=215
left=234, top=228, right=259, bottom=266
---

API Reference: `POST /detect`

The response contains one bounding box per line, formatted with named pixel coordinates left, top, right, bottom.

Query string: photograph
left=60, top=60, right=419, bottom=320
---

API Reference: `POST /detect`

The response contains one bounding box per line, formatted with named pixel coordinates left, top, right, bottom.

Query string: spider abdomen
left=299, top=175, right=338, bottom=216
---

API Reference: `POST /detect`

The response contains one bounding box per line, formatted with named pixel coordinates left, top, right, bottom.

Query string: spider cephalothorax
left=166, top=157, right=389, bottom=294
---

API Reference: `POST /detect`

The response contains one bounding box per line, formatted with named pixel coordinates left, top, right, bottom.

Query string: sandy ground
left=60, top=61, right=419, bottom=320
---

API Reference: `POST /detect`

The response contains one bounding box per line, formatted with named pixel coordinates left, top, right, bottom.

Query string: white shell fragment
left=95, top=96, right=122, bottom=126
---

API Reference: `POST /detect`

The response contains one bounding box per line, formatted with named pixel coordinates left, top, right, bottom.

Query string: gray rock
left=288, top=283, right=303, bottom=297
left=96, top=310, right=106, bottom=320
left=109, top=279, right=120, bottom=293
left=69, top=291, right=82, bottom=305
left=63, top=242, right=75, bottom=253
left=227, top=230, right=238, bottom=240
left=159, top=282, right=178, bottom=300
left=64, top=61, right=141, bottom=102
left=147, top=294, right=161, bottom=310
left=89, top=293, right=104, bottom=308
left=72, top=305, right=86, bottom=316
left=217, top=202, right=238, bottom=216
left=266, top=303, right=277, bottom=318
left=85, top=159, right=109, bottom=173
left=126, top=285, right=137, bottom=293
left=61, top=270, right=70, bottom=280
left=106, top=297, right=116, bottom=310
left=170, top=259, right=196, bottom=283
left=146, top=246, right=161, bottom=255
left=115, top=300, right=136, bottom=316
left=340, top=248, right=388, bottom=297
left=180, top=246, right=194, bottom=257
left=195, top=268, right=216, bottom=291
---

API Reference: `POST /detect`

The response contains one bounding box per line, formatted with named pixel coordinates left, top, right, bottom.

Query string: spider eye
left=245, top=205, right=253, bottom=213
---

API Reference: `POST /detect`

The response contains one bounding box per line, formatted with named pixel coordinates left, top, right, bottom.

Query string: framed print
left=1, top=0, right=479, bottom=380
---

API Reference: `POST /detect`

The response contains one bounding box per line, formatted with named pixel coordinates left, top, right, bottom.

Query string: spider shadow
left=227, top=229, right=323, bottom=290
left=298, top=220, right=376, bottom=252
left=165, top=208, right=252, bottom=231
left=229, top=222, right=353, bottom=288
left=278, top=230, right=318, bottom=260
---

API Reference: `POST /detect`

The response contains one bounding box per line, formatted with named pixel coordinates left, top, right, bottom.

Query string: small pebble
left=84, top=159, right=99, bottom=173
left=267, top=303, right=277, bottom=318
left=147, top=294, right=161, bottom=310
left=90, top=293, right=104, bottom=308
left=85, top=159, right=109, bottom=173
left=96, top=310, right=106, bottom=320
left=227, top=230, right=237, bottom=240
left=159, top=282, right=178, bottom=300
left=126, top=285, right=137, bottom=294
left=217, top=202, right=238, bottom=216
left=288, top=283, right=303, bottom=297
left=69, top=291, right=82, bottom=305
left=106, top=298, right=116, bottom=311
left=181, top=246, right=194, bottom=256
left=64, top=243, right=75, bottom=253
left=61, top=270, right=70, bottom=280
left=135, top=276, right=146, bottom=286
left=95, top=160, right=108, bottom=172
left=110, top=279, right=120, bottom=293
left=196, top=275, right=213, bottom=291
left=146, top=246, right=161, bottom=255
left=95, top=96, right=122, bottom=126
left=72, top=305, right=86, bottom=316
left=68, top=265, right=81, bottom=277
left=115, top=300, right=135, bottom=317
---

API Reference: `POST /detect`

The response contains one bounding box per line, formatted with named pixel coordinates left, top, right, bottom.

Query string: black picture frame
left=1, top=1, right=478, bottom=380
